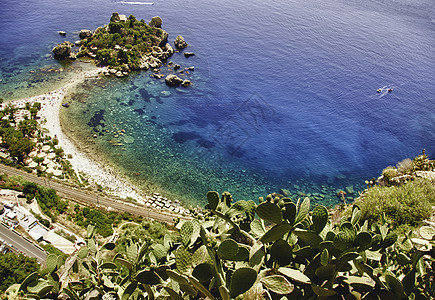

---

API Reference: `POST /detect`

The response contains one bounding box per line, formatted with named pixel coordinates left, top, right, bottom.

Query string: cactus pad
left=207, top=191, right=219, bottom=210
left=136, top=270, right=162, bottom=285
left=250, top=219, right=266, bottom=237
left=355, top=232, right=372, bottom=249
left=294, top=229, right=322, bottom=248
left=282, top=202, right=297, bottom=225
left=256, top=202, right=283, bottom=224
left=333, top=230, right=353, bottom=251
left=19, top=272, right=39, bottom=292
left=381, top=232, right=398, bottom=248
left=175, top=246, right=192, bottom=273
left=229, top=267, right=257, bottom=297
left=278, top=267, right=311, bottom=284
left=192, top=263, right=213, bottom=282
left=385, top=274, right=404, bottom=297
left=217, top=239, right=239, bottom=260
left=260, top=275, right=294, bottom=295
left=180, top=221, right=194, bottom=247
left=312, top=205, right=328, bottom=233
left=260, top=223, right=292, bottom=243
left=46, top=254, right=58, bottom=273
left=295, top=197, right=310, bottom=225
left=270, top=239, right=292, bottom=266
left=152, top=243, right=167, bottom=260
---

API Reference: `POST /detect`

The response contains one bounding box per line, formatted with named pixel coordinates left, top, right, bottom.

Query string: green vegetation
left=72, top=204, right=117, bottom=237
left=355, top=151, right=435, bottom=231
left=356, top=178, right=435, bottom=228
left=79, top=12, right=167, bottom=70
left=41, top=244, right=67, bottom=260
left=0, top=103, right=40, bottom=162
left=0, top=174, right=141, bottom=238
left=6, top=190, right=434, bottom=299
left=23, top=182, right=69, bottom=223
left=115, top=220, right=172, bottom=257
left=0, top=253, right=39, bottom=293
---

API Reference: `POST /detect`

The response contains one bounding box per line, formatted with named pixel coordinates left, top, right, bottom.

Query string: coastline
left=9, top=67, right=155, bottom=205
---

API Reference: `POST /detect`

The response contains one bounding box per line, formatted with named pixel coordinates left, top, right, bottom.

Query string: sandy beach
left=10, top=68, right=150, bottom=204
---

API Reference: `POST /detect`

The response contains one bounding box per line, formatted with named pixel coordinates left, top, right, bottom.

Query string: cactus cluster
left=9, top=192, right=434, bottom=299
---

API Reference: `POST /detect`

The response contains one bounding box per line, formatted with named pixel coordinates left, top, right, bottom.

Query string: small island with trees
left=52, top=13, right=190, bottom=79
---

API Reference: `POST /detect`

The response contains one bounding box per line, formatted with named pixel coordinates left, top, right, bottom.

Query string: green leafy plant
left=10, top=192, right=434, bottom=299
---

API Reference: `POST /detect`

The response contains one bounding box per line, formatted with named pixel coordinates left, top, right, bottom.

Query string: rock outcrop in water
left=52, top=41, right=73, bottom=58
left=149, top=16, right=162, bottom=28
left=165, top=74, right=184, bottom=86
left=174, top=35, right=188, bottom=49
left=79, top=29, right=93, bottom=39
left=52, top=13, right=173, bottom=71
left=52, top=13, right=193, bottom=84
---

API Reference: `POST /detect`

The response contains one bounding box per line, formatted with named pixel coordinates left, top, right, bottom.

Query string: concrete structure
left=43, top=230, right=75, bottom=254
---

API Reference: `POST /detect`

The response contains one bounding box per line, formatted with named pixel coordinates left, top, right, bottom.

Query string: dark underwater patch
left=172, top=131, right=200, bottom=144
left=87, top=109, right=105, bottom=128
left=197, top=139, right=214, bottom=148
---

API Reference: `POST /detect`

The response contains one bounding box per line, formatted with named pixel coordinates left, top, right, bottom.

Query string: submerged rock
left=123, top=135, right=135, bottom=144
left=174, top=35, right=188, bottom=49
left=58, top=31, right=67, bottom=36
left=184, top=52, right=195, bottom=57
left=161, top=90, right=171, bottom=97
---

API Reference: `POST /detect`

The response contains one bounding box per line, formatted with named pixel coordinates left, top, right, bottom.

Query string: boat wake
left=118, top=1, right=154, bottom=5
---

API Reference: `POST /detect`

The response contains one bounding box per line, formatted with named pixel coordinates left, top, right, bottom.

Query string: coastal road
left=0, top=223, right=47, bottom=263
left=0, top=164, right=189, bottom=224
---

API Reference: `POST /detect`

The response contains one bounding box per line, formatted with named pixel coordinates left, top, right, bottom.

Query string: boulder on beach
left=52, top=41, right=73, bottom=58
left=79, top=29, right=93, bottom=39
left=165, top=74, right=184, bottom=86
left=174, top=35, right=188, bottom=49
left=149, top=16, right=162, bottom=28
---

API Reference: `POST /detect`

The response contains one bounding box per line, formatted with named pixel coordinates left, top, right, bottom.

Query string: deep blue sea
left=1, top=0, right=434, bottom=205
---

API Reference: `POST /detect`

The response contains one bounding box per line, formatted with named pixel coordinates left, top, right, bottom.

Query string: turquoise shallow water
left=1, top=0, right=434, bottom=205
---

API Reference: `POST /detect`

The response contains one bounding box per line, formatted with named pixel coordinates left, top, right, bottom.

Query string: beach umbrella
left=29, top=162, right=38, bottom=168
left=47, top=153, right=56, bottom=159
left=29, top=151, right=38, bottom=158
left=42, top=145, right=51, bottom=152
left=37, top=152, right=47, bottom=158
left=46, top=168, right=54, bottom=174
left=53, top=170, right=62, bottom=177
left=47, top=162, right=57, bottom=169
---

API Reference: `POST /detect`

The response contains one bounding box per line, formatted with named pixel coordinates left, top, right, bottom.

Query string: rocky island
left=52, top=13, right=190, bottom=79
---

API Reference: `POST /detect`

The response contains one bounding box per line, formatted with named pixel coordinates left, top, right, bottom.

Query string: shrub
left=381, top=166, right=398, bottom=182
left=396, top=158, right=413, bottom=174
left=356, top=178, right=435, bottom=228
